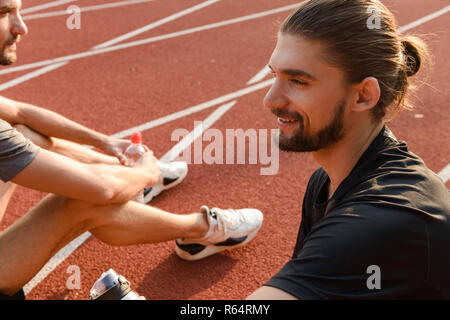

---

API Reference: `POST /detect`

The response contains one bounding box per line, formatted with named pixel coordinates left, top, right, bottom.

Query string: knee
left=13, top=124, right=53, bottom=150
left=43, top=194, right=98, bottom=227
left=53, top=195, right=118, bottom=229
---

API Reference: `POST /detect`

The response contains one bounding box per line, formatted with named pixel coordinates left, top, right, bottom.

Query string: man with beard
left=0, top=0, right=263, bottom=300
left=247, top=0, right=450, bottom=299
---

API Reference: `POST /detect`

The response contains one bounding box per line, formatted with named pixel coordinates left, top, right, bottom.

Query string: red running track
left=0, top=0, right=449, bottom=300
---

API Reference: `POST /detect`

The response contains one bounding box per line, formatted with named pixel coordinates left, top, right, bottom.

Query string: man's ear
left=352, top=77, right=381, bottom=112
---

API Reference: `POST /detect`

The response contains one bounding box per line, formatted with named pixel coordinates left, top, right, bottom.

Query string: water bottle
left=124, top=132, right=145, bottom=203
left=88, top=269, right=145, bottom=300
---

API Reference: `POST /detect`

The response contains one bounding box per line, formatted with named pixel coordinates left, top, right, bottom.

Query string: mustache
left=6, top=35, right=20, bottom=46
left=270, top=108, right=303, bottom=121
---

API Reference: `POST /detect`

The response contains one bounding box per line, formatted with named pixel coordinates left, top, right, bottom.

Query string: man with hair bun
left=247, top=0, right=450, bottom=300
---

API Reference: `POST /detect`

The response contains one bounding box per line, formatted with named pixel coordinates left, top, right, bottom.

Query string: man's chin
left=0, top=53, right=17, bottom=66
left=276, top=132, right=316, bottom=153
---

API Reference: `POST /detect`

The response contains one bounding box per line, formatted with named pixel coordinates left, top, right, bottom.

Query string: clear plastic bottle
left=124, top=132, right=145, bottom=203
left=88, top=269, right=146, bottom=300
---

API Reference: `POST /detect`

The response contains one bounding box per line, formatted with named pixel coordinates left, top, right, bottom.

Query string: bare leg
left=0, top=195, right=208, bottom=295
left=0, top=182, right=17, bottom=223
left=0, top=126, right=203, bottom=295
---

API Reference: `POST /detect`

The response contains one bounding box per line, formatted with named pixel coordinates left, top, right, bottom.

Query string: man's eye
left=290, top=79, right=308, bottom=86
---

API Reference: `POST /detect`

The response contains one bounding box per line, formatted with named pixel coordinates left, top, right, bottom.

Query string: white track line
left=438, top=163, right=450, bottom=184
left=0, top=62, right=68, bottom=91
left=23, top=232, right=91, bottom=295
left=110, top=79, right=275, bottom=139
left=0, top=3, right=301, bottom=76
left=398, top=5, right=450, bottom=32
left=247, top=65, right=271, bottom=85
left=93, top=0, right=221, bottom=49
left=0, top=0, right=219, bottom=91
left=21, top=0, right=77, bottom=15
left=160, top=101, right=237, bottom=163
left=22, top=0, right=155, bottom=20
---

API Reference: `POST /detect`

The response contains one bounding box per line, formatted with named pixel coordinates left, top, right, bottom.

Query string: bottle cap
left=131, top=132, right=142, bottom=144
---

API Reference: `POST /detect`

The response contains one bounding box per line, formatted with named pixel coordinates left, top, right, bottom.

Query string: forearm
left=14, top=123, right=119, bottom=165
left=12, top=149, right=153, bottom=205
left=50, top=138, right=120, bottom=165
left=16, top=101, right=108, bottom=149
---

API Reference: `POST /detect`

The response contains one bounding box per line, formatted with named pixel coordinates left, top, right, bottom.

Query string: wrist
left=94, top=133, right=111, bottom=150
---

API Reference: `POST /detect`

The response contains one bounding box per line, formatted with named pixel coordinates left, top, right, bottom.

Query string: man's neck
left=312, top=121, right=384, bottom=199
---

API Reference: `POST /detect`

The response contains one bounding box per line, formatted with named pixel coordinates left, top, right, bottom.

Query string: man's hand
left=136, top=146, right=162, bottom=187
left=101, top=137, right=161, bottom=187
left=100, top=137, right=133, bottom=165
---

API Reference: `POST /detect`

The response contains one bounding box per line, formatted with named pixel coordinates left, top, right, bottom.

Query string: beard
left=273, top=99, right=346, bottom=152
left=0, top=36, right=19, bottom=65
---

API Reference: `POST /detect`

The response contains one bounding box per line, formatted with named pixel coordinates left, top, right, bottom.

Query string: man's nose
left=263, top=81, right=288, bottom=110
left=11, top=13, right=28, bottom=36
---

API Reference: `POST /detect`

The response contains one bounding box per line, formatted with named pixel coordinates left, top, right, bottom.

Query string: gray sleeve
left=0, top=119, right=40, bottom=182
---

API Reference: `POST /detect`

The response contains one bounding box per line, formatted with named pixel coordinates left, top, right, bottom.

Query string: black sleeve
left=265, top=203, right=429, bottom=299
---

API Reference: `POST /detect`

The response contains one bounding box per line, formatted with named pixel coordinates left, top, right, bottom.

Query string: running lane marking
left=110, top=79, right=275, bottom=139
left=0, top=3, right=301, bottom=76
left=160, top=101, right=237, bottom=163
left=93, top=0, right=222, bottom=49
left=1, top=0, right=221, bottom=90
left=22, top=0, right=155, bottom=20
left=0, top=62, right=68, bottom=91
left=21, top=0, right=77, bottom=15
left=398, top=5, right=450, bottom=32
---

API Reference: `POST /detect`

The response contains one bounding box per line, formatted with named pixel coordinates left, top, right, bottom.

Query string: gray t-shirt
left=0, top=119, right=40, bottom=182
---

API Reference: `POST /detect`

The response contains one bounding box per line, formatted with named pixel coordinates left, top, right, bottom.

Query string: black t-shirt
left=266, top=126, right=450, bottom=299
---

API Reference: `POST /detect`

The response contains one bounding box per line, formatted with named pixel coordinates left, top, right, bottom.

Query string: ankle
left=188, top=212, right=210, bottom=239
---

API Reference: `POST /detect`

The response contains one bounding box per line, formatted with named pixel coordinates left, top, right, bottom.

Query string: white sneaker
left=175, top=205, right=263, bottom=261
left=143, top=160, right=188, bottom=203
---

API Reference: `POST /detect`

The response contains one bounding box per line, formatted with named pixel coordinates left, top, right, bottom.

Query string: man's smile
left=277, top=117, right=300, bottom=131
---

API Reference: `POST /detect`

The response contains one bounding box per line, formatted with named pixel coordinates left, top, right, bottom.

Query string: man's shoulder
left=342, top=158, right=450, bottom=216
left=337, top=128, right=449, bottom=214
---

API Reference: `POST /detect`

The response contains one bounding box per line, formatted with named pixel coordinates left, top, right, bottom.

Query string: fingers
left=117, top=154, right=127, bottom=165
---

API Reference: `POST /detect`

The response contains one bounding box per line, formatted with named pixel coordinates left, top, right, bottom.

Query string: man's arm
left=0, top=96, right=131, bottom=163
left=11, top=147, right=161, bottom=205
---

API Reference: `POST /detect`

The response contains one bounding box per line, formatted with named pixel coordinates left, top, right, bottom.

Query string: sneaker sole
left=175, top=222, right=262, bottom=261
